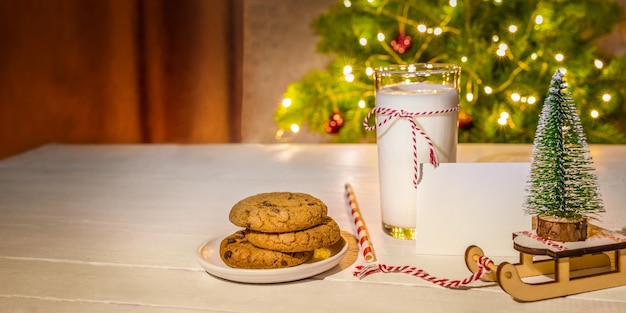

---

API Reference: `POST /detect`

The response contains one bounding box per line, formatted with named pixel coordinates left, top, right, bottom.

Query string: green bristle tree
left=524, top=70, right=604, bottom=221
left=274, top=0, right=626, bottom=144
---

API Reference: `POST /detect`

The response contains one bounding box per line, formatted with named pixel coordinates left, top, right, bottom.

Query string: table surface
left=1, top=143, right=625, bottom=312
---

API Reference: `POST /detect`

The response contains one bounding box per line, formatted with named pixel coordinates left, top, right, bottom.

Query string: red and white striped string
left=363, top=106, right=460, bottom=188
left=520, top=231, right=568, bottom=251
left=344, top=182, right=493, bottom=288
left=345, top=183, right=377, bottom=262
left=353, top=256, right=495, bottom=288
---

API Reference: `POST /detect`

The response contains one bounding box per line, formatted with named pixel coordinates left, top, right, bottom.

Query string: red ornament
left=324, top=112, right=344, bottom=134
left=391, top=32, right=412, bottom=54
left=458, top=111, right=473, bottom=130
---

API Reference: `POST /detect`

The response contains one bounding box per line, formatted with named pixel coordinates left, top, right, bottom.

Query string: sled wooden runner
left=464, top=226, right=626, bottom=302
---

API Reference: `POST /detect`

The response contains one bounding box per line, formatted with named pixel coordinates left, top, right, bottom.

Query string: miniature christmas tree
left=274, top=0, right=626, bottom=144
left=524, top=70, right=604, bottom=241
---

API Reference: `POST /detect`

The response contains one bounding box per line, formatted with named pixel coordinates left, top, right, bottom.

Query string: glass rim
left=375, top=63, right=460, bottom=75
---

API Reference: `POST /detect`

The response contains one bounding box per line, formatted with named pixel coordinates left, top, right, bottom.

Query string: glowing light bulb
left=496, top=43, right=507, bottom=57
left=498, top=112, right=509, bottom=126
left=358, top=100, right=366, bottom=108
left=433, top=27, right=443, bottom=35
left=484, top=86, right=493, bottom=94
left=377, top=33, right=385, bottom=41
left=461, top=56, right=468, bottom=63
left=290, top=124, right=300, bottom=133
left=417, top=24, right=427, bottom=33
left=366, top=67, right=374, bottom=76
left=511, top=93, right=521, bottom=102
left=343, top=65, right=353, bottom=75
left=508, top=25, right=518, bottom=33
left=555, top=53, right=564, bottom=62
left=594, top=59, right=603, bottom=69
left=492, top=35, right=500, bottom=42
left=535, top=15, right=543, bottom=24
left=345, top=74, right=355, bottom=82
left=602, top=94, right=611, bottom=102
left=466, top=93, right=474, bottom=102
left=531, top=53, right=538, bottom=60
left=591, top=110, right=599, bottom=118
left=359, top=38, right=367, bottom=46
left=449, top=0, right=457, bottom=7
left=528, top=96, right=537, bottom=104
left=281, top=98, right=292, bottom=108
left=343, top=0, right=351, bottom=7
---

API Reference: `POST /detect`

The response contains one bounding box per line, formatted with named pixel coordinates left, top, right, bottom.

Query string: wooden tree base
left=536, top=215, right=587, bottom=242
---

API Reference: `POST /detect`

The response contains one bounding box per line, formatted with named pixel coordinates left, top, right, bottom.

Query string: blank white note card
left=415, top=163, right=532, bottom=257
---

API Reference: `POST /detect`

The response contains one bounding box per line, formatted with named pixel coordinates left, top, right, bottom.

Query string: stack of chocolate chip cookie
left=220, top=192, right=341, bottom=269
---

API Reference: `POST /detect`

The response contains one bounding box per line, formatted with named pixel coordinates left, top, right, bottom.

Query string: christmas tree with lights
left=274, top=0, right=626, bottom=144
left=525, top=70, right=604, bottom=241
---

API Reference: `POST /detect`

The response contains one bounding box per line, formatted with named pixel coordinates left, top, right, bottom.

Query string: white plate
left=197, top=232, right=349, bottom=283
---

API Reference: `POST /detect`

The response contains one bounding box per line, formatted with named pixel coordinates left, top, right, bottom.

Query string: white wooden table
left=1, top=144, right=625, bottom=312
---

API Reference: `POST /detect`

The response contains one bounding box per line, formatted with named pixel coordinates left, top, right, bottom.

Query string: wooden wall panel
left=0, top=0, right=142, bottom=159
left=0, top=0, right=235, bottom=160
left=140, top=0, right=232, bottom=143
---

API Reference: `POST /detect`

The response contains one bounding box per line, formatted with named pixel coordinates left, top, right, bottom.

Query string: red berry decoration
left=391, top=32, right=412, bottom=54
left=324, top=112, right=344, bottom=134
left=458, top=111, right=473, bottom=130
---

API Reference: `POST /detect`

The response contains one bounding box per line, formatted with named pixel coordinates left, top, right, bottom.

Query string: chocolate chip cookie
left=245, top=217, right=341, bottom=252
left=229, top=192, right=327, bottom=233
left=219, top=230, right=313, bottom=269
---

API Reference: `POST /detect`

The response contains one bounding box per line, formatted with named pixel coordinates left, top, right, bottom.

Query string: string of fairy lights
left=276, top=0, right=614, bottom=140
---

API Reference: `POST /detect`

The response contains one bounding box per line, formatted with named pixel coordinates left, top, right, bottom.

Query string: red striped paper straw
left=345, top=183, right=377, bottom=263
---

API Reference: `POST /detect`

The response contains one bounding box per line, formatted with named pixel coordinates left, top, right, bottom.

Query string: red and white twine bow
left=353, top=256, right=494, bottom=288
left=363, top=106, right=460, bottom=188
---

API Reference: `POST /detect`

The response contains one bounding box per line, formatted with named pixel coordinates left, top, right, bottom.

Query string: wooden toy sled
left=464, top=226, right=626, bottom=302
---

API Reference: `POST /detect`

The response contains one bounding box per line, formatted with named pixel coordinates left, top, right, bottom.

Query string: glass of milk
left=374, top=63, right=460, bottom=240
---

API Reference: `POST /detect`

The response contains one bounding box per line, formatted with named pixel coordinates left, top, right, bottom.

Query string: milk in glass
left=376, top=83, right=459, bottom=237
